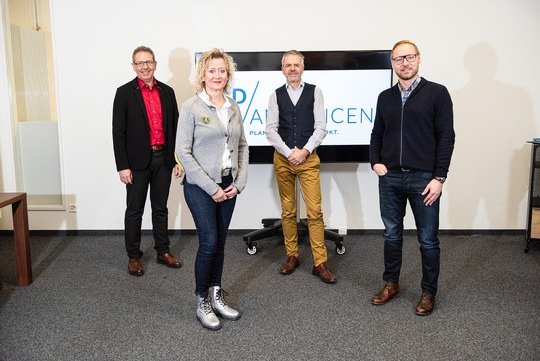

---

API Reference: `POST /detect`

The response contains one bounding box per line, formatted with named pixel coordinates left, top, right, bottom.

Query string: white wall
left=1, top=0, right=539, bottom=230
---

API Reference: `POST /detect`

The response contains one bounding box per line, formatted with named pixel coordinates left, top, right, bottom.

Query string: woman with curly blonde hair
left=176, top=48, right=248, bottom=330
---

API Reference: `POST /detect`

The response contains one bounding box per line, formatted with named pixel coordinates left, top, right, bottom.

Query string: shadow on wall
left=166, top=47, right=195, bottom=106
left=449, top=42, right=534, bottom=228
left=0, top=157, right=4, bottom=193
left=165, top=47, right=194, bottom=230
left=320, top=163, right=363, bottom=229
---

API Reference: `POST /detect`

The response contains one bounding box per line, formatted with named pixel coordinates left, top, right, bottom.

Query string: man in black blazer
left=113, top=46, right=183, bottom=276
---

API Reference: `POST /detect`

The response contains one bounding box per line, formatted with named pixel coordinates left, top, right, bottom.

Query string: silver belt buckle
left=221, top=168, right=231, bottom=176
left=401, top=168, right=411, bottom=172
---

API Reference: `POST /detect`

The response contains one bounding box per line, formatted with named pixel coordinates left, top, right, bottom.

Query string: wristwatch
left=434, top=176, right=446, bottom=184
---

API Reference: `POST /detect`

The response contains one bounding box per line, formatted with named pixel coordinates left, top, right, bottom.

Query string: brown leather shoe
left=312, top=262, right=337, bottom=284
left=157, top=252, right=182, bottom=268
left=128, top=258, right=144, bottom=276
left=279, top=256, right=300, bottom=275
left=415, top=292, right=435, bottom=316
left=371, top=282, right=399, bottom=305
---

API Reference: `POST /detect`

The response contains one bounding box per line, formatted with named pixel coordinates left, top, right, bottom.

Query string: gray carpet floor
left=0, top=231, right=539, bottom=361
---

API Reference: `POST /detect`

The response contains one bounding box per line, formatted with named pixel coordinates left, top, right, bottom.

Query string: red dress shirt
left=137, top=78, right=164, bottom=146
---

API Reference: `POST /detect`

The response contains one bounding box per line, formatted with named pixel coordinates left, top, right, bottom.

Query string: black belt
left=151, top=144, right=164, bottom=152
left=390, top=168, right=423, bottom=172
left=221, top=168, right=231, bottom=176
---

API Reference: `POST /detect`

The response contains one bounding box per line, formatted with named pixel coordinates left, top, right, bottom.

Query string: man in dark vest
left=265, top=50, right=336, bottom=284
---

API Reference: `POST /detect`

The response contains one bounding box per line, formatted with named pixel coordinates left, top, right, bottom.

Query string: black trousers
left=124, top=151, right=172, bottom=259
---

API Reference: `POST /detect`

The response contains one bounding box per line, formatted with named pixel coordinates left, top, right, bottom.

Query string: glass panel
left=6, top=0, right=62, bottom=209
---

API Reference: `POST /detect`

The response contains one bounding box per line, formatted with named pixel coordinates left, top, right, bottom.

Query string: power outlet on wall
left=338, top=227, right=347, bottom=235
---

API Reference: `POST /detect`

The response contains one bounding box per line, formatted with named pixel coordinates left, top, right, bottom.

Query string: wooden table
left=0, top=192, right=32, bottom=289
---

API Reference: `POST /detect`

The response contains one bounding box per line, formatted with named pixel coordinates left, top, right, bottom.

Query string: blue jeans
left=183, top=175, right=236, bottom=298
left=379, top=170, right=440, bottom=294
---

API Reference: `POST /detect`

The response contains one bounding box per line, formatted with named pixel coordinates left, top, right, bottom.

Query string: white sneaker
left=196, top=295, right=221, bottom=330
left=210, top=286, right=241, bottom=320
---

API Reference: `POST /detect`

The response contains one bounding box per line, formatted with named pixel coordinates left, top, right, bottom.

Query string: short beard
left=398, top=68, right=418, bottom=82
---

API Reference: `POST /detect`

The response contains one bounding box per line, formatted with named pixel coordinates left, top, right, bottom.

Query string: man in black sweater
left=369, top=40, right=455, bottom=315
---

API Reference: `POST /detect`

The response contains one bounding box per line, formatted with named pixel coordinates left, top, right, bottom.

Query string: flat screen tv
left=196, top=50, right=393, bottom=163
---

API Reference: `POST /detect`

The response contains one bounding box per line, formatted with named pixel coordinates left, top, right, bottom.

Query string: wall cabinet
left=525, top=142, right=540, bottom=252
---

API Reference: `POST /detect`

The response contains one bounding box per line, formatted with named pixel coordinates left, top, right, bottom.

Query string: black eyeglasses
left=392, top=54, right=418, bottom=65
left=133, top=60, right=156, bottom=68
